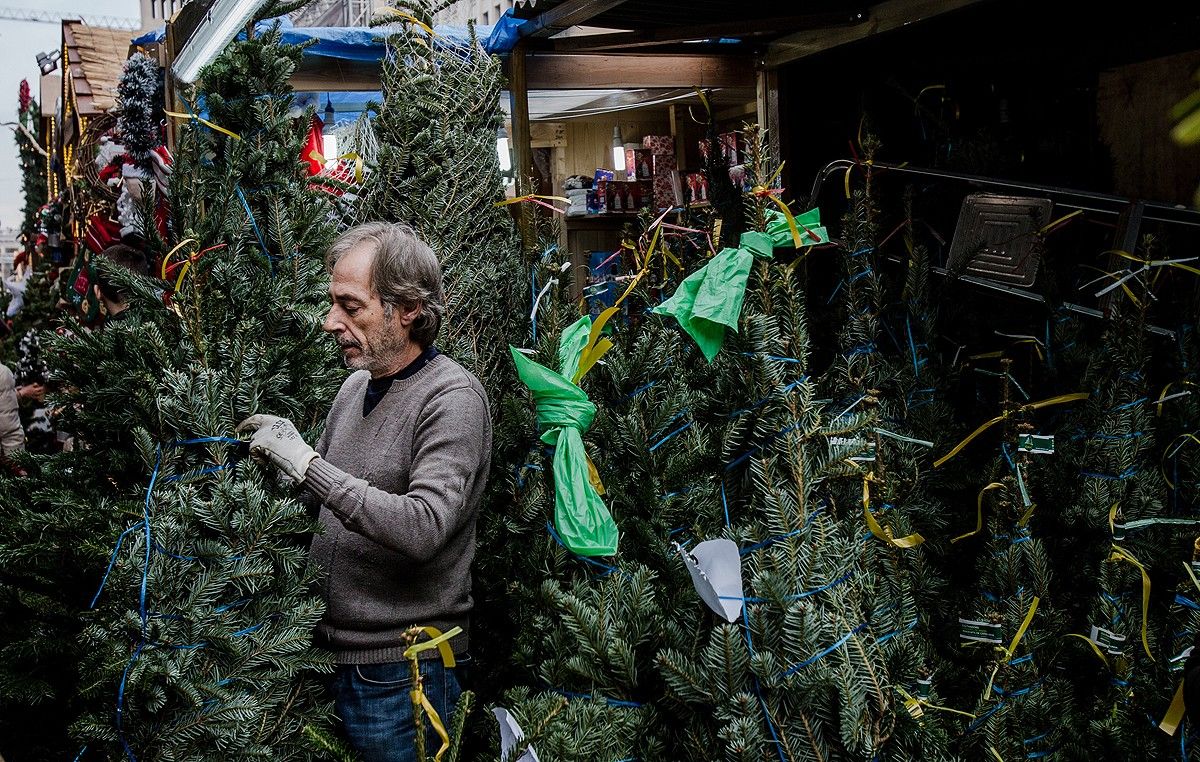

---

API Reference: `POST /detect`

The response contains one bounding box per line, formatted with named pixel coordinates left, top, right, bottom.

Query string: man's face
left=322, top=243, right=410, bottom=376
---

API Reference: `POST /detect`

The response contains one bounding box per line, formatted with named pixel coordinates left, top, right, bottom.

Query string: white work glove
left=236, top=414, right=319, bottom=483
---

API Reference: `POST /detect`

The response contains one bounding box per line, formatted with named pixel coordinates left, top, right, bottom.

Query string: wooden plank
left=290, top=58, right=381, bottom=91
left=764, top=0, right=992, bottom=68
left=552, top=12, right=865, bottom=52
left=526, top=52, right=753, bottom=90
left=508, top=43, right=535, bottom=245
left=520, top=0, right=631, bottom=39
left=530, top=121, right=566, bottom=148
left=755, top=68, right=780, bottom=168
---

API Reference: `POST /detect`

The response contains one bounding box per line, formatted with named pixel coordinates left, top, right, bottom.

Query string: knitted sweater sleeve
left=302, top=386, right=489, bottom=563
left=0, top=366, right=24, bottom=454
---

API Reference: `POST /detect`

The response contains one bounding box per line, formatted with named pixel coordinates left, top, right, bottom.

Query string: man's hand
left=235, top=414, right=319, bottom=483
left=15, top=382, right=45, bottom=403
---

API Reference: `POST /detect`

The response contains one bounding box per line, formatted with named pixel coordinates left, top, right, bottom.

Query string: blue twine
left=721, top=481, right=731, bottom=528
left=848, top=267, right=873, bottom=284
left=966, top=702, right=1003, bottom=733
left=73, top=746, right=87, bottom=761
left=626, top=381, right=656, bottom=399
left=545, top=522, right=620, bottom=577
left=740, top=530, right=803, bottom=555
left=1112, top=396, right=1148, bottom=412
left=1080, top=466, right=1138, bottom=481
left=554, top=690, right=641, bottom=708
left=649, top=421, right=694, bottom=452
left=1009, top=653, right=1034, bottom=666
left=726, top=421, right=804, bottom=470
left=1027, top=745, right=1060, bottom=759
left=235, top=186, right=273, bottom=272
left=740, top=604, right=786, bottom=762
left=739, top=352, right=805, bottom=364
left=170, top=436, right=241, bottom=446
left=721, top=572, right=854, bottom=603
left=1175, top=594, right=1200, bottom=611
left=162, top=463, right=236, bottom=484
left=1044, top=320, right=1053, bottom=370
left=726, top=378, right=807, bottom=419
left=992, top=679, right=1044, bottom=698
left=874, top=619, right=917, bottom=645
left=1024, top=732, right=1050, bottom=745
left=905, top=315, right=924, bottom=377
left=782, top=622, right=869, bottom=676
left=1090, top=431, right=1145, bottom=440
left=845, top=342, right=877, bottom=358
left=850, top=246, right=874, bottom=257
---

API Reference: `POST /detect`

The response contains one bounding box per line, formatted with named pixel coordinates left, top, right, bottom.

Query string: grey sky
left=0, top=0, right=139, bottom=230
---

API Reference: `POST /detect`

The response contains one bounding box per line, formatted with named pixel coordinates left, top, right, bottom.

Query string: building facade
left=435, top=0, right=516, bottom=26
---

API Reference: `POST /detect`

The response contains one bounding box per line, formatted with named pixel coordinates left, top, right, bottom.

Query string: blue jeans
left=331, top=657, right=465, bottom=762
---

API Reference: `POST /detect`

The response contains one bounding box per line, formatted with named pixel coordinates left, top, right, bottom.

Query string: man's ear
left=397, top=301, right=422, bottom=328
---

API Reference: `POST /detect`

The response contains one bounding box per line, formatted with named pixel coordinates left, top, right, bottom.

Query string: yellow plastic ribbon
left=933, top=392, right=1089, bottom=468
left=981, top=597, right=1040, bottom=700
left=1110, top=545, right=1154, bottom=660
left=1080, top=264, right=1144, bottom=309
left=1065, top=632, right=1111, bottom=670
left=159, top=238, right=197, bottom=280
left=1163, top=432, right=1200, bottom=490
left=952, top=482, right=1006, bottom=543
left=1156, top=381, right=1197, bottom=417
left=989, top=747, right=1005, bottom=762
left=309, top=150, right=365, bottom=183
left=164, top=110, right=241, bottom=140
left=402, top=625, right=462, bottom=762
left=1159, top=681, right=1187, bottom=736
left=573, top=306, right=619, bottom=384
left=895, top=686, right=976, bottom=720
left=495, top=194, right=571, bottom=214
left=1184, top=560, right=1200, bottom=596
left=1004, top=596, right=1039, bottom=661
left=374, top=7, right=439, bottom=37
left=855, top=466, right=924, bottom=548
left=1038, top=209, right=1082, bottom=235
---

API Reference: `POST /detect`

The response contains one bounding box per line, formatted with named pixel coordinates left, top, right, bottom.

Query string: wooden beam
left=520, top=0, right=631, bottom=39
left=526, top=52, right=753, bottom=90
left=508, top=43, right=536, bottom=245
left=755, top=69, right=780, bottom=167
left=764, top=0, right=993, bottom=68
left=290, top=58, right=381, bottom=91
left=552, top=12, right=866, bottom=52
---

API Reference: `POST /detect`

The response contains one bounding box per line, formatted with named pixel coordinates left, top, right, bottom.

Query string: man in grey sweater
left=238, top=223, right=491, bottom=762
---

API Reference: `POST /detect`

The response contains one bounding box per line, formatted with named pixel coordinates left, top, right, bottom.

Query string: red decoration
left=301, top=115, right=325, bottom=176
left=85, top=214, right=122, bottom=254
left=18, top=79, right=30, bottom=114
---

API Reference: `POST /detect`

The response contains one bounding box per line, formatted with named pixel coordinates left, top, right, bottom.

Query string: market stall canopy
left=64, top=21, right=135, bottom=115
left=134, top=14, right=524, bottom=59
left=506, top=0, right=996, bottom=65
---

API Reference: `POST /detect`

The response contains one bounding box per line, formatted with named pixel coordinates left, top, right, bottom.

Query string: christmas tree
left=0, top=20, right=343, bottom=759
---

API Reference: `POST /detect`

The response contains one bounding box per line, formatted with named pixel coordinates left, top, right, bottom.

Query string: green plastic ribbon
left=510, top=316, right=619, bottom=557
left=653, top=209, right=827, bottom=361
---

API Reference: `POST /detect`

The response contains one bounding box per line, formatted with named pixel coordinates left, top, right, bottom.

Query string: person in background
left=237, top=222, right=491, bottom=762
left=15, top=372, right=55, bottom=454
left=0, top=361, right=26, bottom=474
left=93, top=243, right=150, bottom=322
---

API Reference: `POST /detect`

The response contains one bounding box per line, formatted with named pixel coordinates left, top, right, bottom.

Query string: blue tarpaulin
left=132, top=9, right=526, bottom=58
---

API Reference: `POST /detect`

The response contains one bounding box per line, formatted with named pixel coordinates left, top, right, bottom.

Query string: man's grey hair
left=325, top=222, right=445, bottom=348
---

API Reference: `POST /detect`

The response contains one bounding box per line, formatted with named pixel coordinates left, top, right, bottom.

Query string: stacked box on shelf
left=642, top=134, right=677, bottom=211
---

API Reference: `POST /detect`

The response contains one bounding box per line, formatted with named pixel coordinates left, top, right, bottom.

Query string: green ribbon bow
left=653, top=208, right=827, bottom=361
left=510, top=315, right=619, bottom=557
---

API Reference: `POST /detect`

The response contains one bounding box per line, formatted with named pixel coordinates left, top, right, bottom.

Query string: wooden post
left=756, top=67, right=781, bottom=172
left=508, top=41, right=535, bottom=246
